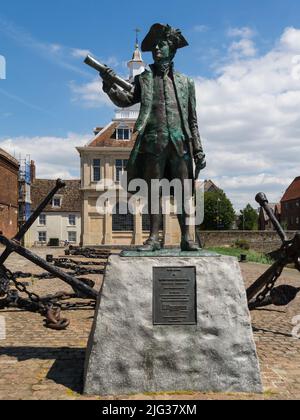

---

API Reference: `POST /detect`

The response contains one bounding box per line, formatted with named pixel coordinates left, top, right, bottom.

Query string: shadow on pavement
left=252, top=326, right=294, bottom=338
left=0, top=346, right=85, bottom=394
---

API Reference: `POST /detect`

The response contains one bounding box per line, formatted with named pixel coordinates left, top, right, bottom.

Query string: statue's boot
left=181, top=238, right=201, bottom=252
left=138, top=237, right=161, bottom=252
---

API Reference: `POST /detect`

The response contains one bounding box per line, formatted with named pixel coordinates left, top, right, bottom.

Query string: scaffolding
left=18, top=155, right=32, bottom=228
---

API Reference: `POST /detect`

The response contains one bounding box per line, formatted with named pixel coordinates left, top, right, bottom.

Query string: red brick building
left=0, top=148, right=19, bottom=238
left=281, top=177, right=300, bottom=230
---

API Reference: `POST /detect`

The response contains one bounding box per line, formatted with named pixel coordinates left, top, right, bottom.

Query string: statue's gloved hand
left=99, top=67, right=116, bottom=92
left=194, top=153, right=206, bottom=179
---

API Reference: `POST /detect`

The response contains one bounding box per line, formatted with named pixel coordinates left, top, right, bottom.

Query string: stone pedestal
left=84, top=253, right=262, bottom=396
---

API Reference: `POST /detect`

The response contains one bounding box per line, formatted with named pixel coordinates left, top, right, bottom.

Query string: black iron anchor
left=247, top=192, right=300, bottom=309
left=0, top=179, right=98, bottom=301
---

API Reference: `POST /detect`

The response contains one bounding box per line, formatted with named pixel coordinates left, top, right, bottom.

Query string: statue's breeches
left=141, top=142, right=194, bottom=192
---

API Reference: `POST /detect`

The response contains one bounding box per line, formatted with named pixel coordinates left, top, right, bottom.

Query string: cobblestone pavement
left=0, top=247, right=300, bottom=400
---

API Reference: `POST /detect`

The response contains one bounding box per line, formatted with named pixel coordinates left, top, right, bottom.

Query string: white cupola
left=127, top=36, right=145, bottom=82
left=114, top=33, right=146, bottom=121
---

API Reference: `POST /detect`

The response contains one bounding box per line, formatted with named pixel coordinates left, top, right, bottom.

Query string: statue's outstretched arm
left=100, top=69, right=141, bottom=108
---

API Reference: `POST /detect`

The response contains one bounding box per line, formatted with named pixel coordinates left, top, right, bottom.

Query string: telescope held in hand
left=84, top=54, right=133, bottom=92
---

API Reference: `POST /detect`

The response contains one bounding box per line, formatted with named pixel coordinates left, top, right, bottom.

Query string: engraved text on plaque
left=153, top=267, right=197, bottom=325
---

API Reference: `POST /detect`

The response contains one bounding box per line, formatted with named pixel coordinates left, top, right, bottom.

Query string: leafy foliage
left=201, top=191, right=235, bottom=230
left=239, top=204, right=258, bottom=231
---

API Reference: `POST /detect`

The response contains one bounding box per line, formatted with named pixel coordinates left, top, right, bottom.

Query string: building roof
left=93, top=127, right=104, bottom=136
left=129, top=44, right=144, bottom=63
left=88, top=121, right=138, bottom=148
left=281, top=177, right=300, bottom=202
left=204, top=179, right=221, bottom=193
left=31, top=179, right=81, bottom=213
left=0, top=148, right=19, bottom=168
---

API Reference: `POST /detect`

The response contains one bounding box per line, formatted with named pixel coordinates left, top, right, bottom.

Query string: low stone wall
left=200, top=231, right=298, bottom=253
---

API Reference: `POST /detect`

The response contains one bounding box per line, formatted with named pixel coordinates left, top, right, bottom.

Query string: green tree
left=201, top=190, right=235, bottom=230
left=239, top=204, right=258, bottom=231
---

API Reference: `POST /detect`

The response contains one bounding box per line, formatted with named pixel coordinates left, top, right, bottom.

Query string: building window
left=39, top=214, right=46, bottom=226
left=297, top=217, right=300, bottom=225
left=68, top=231, right=77, bottom=243
left=115, top=160, right=128, bottom=182
left=296, top=201, right=300, bottom=207
left=93, top=159, right=101, bottom=182
left=112, top=202, right=134, bottom=231
left=69, top=214, right=76, bottom=226
left=38, top=232, right=47, bottom=243
left=116, top=128, right=130, bottom=141
left=52, top=197, right=62, bottom=208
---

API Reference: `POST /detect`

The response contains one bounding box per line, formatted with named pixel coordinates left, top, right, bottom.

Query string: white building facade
left=25, top=179, right=81, bottom=247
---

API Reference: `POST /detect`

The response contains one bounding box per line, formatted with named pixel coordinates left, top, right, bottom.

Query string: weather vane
left=134, top=28, right=141, bottom=47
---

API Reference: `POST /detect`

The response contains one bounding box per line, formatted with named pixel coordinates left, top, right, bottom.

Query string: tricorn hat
left=141, top=23, right=189, bottom=52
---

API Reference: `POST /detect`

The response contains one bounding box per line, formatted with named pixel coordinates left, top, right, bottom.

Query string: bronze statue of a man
left=100, top=23, right=206, bottom=252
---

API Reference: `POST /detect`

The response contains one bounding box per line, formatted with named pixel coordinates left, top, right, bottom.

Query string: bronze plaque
left=153, top=267, right=197, bottom=325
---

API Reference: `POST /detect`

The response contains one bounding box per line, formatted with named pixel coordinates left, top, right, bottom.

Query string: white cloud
left=49, top=44, right=63, bottom=53
left=280, top=27, right=300, bottom=52
left=196, top=26, right=300, bottom=209
left=0, top=133, right=91, bottom=179
left=104, top=56, right=120, bottom=67
left=71, top=48, right=91, bottom=58
left=69, top=78, right=113, bottom=108
left=69, top=54, right=122, bottom=108
left=227, top=26, right=257, bottom=59
left=227, top=27, right=256, bottom=39
left=229, top=38, right=257, bottom=57
left=70, top=49, right=120, bottom=65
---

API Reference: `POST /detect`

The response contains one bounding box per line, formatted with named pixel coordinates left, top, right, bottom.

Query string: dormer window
left=52, top=196, right=62, bottom=208
left=117, top=128, right=130, bottom=140
left=116, top=125, right=131, bottom=141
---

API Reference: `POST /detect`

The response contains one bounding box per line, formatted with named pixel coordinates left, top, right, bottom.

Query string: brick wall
left=200, top=230, right=298, bottom=253
left=0, top=157, right=19, bottom=238
left=0, top=205, right=18, bottom=239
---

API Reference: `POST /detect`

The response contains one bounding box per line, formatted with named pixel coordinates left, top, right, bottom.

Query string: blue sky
left=1, top=0, right=300, bottom=209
